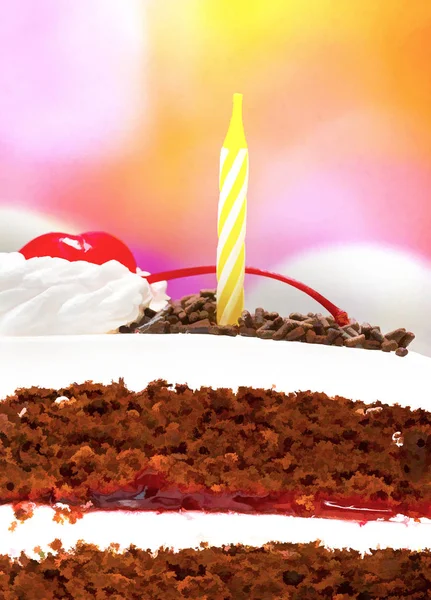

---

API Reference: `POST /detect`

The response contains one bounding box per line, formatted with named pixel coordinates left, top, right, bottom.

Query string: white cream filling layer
left=1, top=507, right=431, bottom=559
left=1, top=335, right=431, bottom=555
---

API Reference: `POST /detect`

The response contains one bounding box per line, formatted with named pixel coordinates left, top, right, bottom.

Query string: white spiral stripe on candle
left=216, top=171, right=247, bottom=291
left=217, top=146, right=248, bottom=326
left=217, top=219, right=246, bottom=294
left=219, top=256, right=246, bottom=325
left=218, top=149, right=248, bottom=218
left=218, top=228, right=246, bottom=326
left=216, top=175, right=248, bottom=265
left=219, top=147, right=229, bottom=172
left=219, top=148, right=247, bottom=207
left=216, top=217, right=247, bottom=299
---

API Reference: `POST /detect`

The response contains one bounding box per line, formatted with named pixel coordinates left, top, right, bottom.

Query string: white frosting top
left=0, top=253, right=169, bottom=335
left=1, top=334, right=430, bottom=407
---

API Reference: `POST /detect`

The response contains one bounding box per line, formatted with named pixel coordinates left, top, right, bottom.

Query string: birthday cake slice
left=1, top=332, right=431, bottom=597
left=1, top=96, right=430, bottom=597
left=0, top=235, right=428, bottom=600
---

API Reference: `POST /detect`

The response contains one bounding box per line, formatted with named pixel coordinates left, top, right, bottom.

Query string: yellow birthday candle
left=216, top=93, right=249, bottom=326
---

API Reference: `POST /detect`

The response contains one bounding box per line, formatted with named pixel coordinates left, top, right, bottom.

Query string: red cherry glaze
left=19, top=231, right=137, bottom=272
left=95, top=488, right=392, bottom=521
left=43, top=472, right=423, bottom=521
left=12, top=482, right=427, bottom=522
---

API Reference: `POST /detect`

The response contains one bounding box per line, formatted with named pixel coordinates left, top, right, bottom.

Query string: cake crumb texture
left=1, top=541, right=430, bottom=599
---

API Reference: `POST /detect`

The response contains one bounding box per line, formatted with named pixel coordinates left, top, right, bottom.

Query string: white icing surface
left=0, top=334, right=430, bottom=407
left=1, top=335, right=431, bottom=555
left=0, top=253, right=168, bottom=335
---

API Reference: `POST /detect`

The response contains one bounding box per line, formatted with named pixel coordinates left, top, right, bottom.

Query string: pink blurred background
left=1, top=1, right=431, bottom=354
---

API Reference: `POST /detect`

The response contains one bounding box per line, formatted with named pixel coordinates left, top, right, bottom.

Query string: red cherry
left=19, top=231, right=137, bottom=272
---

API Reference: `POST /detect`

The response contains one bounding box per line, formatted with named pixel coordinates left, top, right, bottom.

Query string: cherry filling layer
left=67, top=474, right=428, bottom=522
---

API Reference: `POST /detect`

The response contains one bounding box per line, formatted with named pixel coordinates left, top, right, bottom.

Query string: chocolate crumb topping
left=124, top=291, right=415, bottom=356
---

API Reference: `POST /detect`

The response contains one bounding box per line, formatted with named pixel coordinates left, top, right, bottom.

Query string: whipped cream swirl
left=0, top=253, right=169, bottom=335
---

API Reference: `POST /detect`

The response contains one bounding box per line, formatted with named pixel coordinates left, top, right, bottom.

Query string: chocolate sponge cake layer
left=1, top=380, right=430, bottom=519
left=1, top=542, right=430, bottom=599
